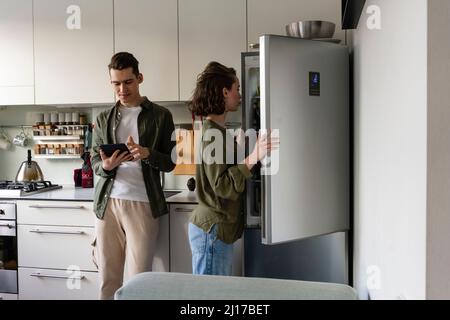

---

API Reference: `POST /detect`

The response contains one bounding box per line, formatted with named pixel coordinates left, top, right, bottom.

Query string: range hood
left=342, top=0, right=366, bottom=29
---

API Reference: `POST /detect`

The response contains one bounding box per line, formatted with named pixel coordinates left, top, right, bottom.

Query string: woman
left=187, top=61, right=275, bottom=275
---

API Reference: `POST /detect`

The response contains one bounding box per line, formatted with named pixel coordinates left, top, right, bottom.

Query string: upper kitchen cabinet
left=34, top=0, right=114, bottom=104
left=0, top=0, right=34, bottom=105
left=114, top=0, right=178, bottom=101
left=247, top=0, right=344, bottom=50
left=179, top=0, right=246, bottom=101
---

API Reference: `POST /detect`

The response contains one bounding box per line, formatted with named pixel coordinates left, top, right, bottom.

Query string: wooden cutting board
left=174, top=126, right=196, bottom=175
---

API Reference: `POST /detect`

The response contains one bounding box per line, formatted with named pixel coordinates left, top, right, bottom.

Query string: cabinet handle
left=28, top=205, right=85, bottom=209
left=0, top=222, right=15, bottom=229
left=30, top=272, right=85, bottom=280
left=0, top=209, right=5, bottom=215
left=174, top=208, right=193, bottom=213
left=29, top=228, right=85, bottom=235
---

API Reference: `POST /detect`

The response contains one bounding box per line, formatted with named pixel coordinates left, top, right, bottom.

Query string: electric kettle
left=15, top=150, right=45, bottom=182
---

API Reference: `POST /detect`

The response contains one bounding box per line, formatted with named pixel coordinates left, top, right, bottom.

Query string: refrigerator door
left=260, top=35, right=349, bottom=244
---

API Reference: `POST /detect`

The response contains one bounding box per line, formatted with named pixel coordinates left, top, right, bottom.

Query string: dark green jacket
left=190, top=119, right=252, bottom=244
left=91, top=97, right=176, bottom=219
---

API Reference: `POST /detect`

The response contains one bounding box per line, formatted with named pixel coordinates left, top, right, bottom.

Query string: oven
left=0, top=202, right=18, bottom=294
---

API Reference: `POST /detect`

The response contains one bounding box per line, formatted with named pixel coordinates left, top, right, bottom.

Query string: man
left=91, top=52, right=176, bottom=299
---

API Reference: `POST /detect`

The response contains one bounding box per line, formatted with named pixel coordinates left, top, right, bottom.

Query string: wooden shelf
left=33, top=135, right=84, bottom=141
left=34, top=154, right=82, bottom=159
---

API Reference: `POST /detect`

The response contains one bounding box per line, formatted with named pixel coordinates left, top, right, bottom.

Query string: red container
left=73, top=168, right=82, bottom=187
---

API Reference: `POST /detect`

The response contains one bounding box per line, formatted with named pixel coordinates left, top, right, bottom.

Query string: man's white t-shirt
left=110, top=105, right=149, bottom=202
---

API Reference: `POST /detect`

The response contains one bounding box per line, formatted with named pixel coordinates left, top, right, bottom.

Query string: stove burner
left=0, top=180, right=58, bottom=193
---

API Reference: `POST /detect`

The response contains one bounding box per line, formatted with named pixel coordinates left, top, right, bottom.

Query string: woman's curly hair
left=188, top=61, right=237, bottom=117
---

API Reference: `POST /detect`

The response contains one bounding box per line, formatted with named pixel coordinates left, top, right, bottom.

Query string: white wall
left=427, top=0, right=450, bottom=300
left=353, top=0, right=427, bottom=299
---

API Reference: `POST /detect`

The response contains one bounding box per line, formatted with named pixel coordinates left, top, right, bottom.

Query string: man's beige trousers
left=92, top=198, right=159, bottom=300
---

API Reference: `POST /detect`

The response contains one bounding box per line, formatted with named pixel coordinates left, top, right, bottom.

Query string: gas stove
left=0, top=180, right=62, bottom=197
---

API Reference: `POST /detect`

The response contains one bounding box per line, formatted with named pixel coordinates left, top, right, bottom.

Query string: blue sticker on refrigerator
left=309, top=72, right=320, bottom=96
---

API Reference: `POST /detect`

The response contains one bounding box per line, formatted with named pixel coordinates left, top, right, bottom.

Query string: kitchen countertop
left=0, top=185, right=198, bottom=204
left=1, top=185, right=94, bottom=201
left=165, top=190, right=198, bottom=204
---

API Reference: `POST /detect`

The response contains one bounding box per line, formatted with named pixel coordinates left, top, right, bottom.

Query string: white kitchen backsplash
left=0, top=102, right=217, bottom=190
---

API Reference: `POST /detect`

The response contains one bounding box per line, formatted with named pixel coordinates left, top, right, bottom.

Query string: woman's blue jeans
left=188, top=223, right=233, bottom=276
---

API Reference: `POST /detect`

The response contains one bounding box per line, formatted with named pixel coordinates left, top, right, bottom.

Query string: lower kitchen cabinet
left=18, top=267, right=98, bottom=300
left=17, top=200, right=98, bottom=300
left=0, top=293, right=18, bottom=300
left=16, top=199, right=170, bottom=299
left=169, top=204, right=243, bottom=275
left=169, top=204, right=196, bottom=273
left=18, top=224, right=96, bottom=271
left=151, top=214, right=170, bottom=272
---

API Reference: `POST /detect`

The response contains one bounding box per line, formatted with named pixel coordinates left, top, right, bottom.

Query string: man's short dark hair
left=108, top=52, right=140, bottom=77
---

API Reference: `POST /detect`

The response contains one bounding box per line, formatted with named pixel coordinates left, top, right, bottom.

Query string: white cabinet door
left=169, top=204, right=242, bottom=275
left=114, top=0, right=178, bottom=102
left=179, top=0, right=246, bottom=100
left=151, top=214, right=170, bottom=272
left=34, top=0, right=114, bottom=104
left=169, top=204, right=195, bottom=273
left=18, top=225, right=96, bottom=271
left=248, top=0, right=345, bottom=49
left=0, top=0, right=34, bottom=105
left=17, top=200, right=94, bottom=226
left=0, top=293, right=18, bottom=300
left=19, top=267, right=99, bottom=300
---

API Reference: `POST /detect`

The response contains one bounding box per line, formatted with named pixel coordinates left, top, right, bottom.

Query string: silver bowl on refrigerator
left=286, top=20, right=335, bottom=39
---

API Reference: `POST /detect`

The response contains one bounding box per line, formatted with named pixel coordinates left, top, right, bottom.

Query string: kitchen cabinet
left=18, top=267, right=99, bottom=300
left=33, top=0, right=114, bottom=104
left=169, top=204, right=195, bottom=273
left=0, top=0, right=34, bottom=105
left=178, top=0, right=246, bottom=100
left=114, top=0, right=178, bottom=102
left=16, top=199, right=168, bottom=299
left=247, top=0, right=345, bottom=50
left=17, top=200, right=99, bottom=299
left=169, top=204, right=242, bottom=275
left=151, top=213, right=170, bottom=272
left=0, top=293, right=19, bottom=300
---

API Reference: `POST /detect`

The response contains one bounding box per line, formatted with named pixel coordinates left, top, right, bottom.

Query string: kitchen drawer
left=18, top=267, right=98, bottom=300
left=18, top=225, right=96, bottom=271
left=17, top=200, right=94, bottom=226
left=0, top=202, right=16, bottom=220
left=0, top=293, right=18, bottom=300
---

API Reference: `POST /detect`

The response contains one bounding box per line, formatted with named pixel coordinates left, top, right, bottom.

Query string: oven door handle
left=29, top=228, right=85, bottom=235
left=30, top=272, right=85, bottom=280
left=0, top=222, right=15, bottom=229
left=28, top=205, right=85, bottom=209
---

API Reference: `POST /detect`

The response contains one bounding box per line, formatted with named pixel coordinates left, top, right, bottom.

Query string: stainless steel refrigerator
left=242, top=35, right=350, bottom=284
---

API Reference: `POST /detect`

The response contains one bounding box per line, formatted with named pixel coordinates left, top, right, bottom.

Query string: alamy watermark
left=171, top=128, right=279, bottom=176
left=66, top=5, right=81, bottom=30
left=66, top=265, right=82, bottom=290
left=366, top=265, right=381, bottom=291
left=366, top=5, right=381, bottom=30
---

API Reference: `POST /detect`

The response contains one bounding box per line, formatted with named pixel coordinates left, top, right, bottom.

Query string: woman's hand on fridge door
left=245, top=130, right=279, bottom=171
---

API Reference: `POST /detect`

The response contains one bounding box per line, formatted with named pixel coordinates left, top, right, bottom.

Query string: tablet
left=100, top=143, right=130, bottom=157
